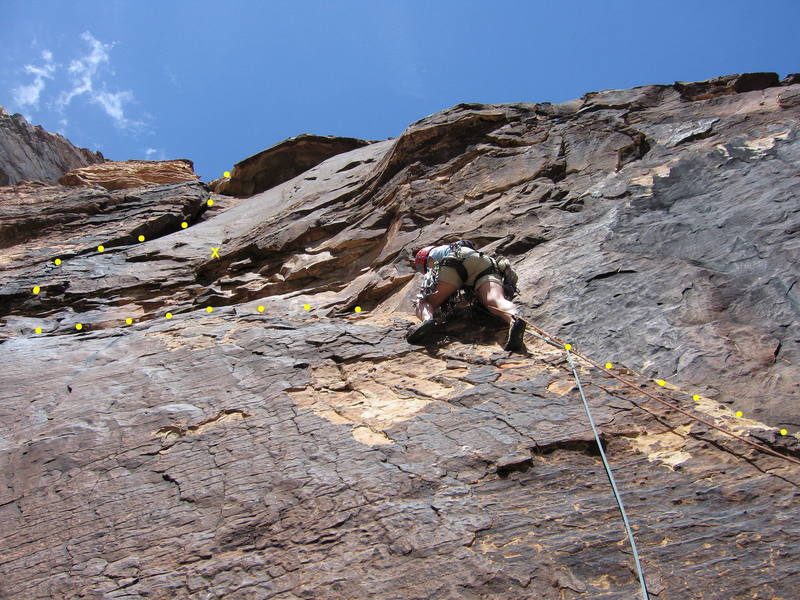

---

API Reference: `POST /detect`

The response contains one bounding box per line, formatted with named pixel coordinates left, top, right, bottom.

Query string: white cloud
left=56, top=31, right=146, bottom=131
left=12, top=50, right=56, bottom=109
left=56, top=32, right=111, bottom=109
left=144, top=147, right=166, bottom=160
left=9, top=32, right=151, bottom=137
left=93, top=90, right=133, bottom=122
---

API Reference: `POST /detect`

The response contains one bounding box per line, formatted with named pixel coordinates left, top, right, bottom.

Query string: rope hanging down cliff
left=508, top=312, right=800, bottom=468
left=565, top=345, right=650, bottom=600
left=493, top=312, right=797, bottom=600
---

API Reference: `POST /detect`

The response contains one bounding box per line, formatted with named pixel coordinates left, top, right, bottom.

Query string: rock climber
left=407, top=240, right=526, bottom=352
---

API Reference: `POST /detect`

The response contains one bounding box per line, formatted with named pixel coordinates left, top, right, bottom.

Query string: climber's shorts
left=438, top=252, right=504, bottom=291
left=474, top=270, right=504, bottom=292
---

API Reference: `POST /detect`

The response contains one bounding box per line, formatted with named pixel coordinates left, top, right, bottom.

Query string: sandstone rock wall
left=59, top=159, right=200, bottom=191
left=0, top=106, right=104, bottom=186
left=0, top=73, right=799, bottom=599
left=212, top=134, right=373, bottom=197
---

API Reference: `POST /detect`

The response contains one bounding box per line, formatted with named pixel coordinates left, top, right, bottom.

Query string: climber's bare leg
left=476, top=281, right=516, bottom=325
left=416, top=281, right=459, bottom=321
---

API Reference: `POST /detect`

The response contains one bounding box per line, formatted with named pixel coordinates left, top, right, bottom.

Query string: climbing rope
left=489, top=309, right=800, bottom=468
left=407, top=301, right=797, bottom=596
left=565, top=345, right=650, bottom=600
left=496, top=311, right=799, bottom=599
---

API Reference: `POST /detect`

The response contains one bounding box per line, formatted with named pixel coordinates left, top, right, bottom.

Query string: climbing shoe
left=406, top=319, right=436, bottom=344
left=504, top=317, right=526, bottom=352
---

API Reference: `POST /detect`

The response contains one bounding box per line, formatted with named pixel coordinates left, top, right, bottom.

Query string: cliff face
left=211, top=134, right=375, bottom=197
left=0, top=73, right=799, bottom=600
left=59, top=159, right=200, bottom=190
left=0, top=107, right=105, bottom=185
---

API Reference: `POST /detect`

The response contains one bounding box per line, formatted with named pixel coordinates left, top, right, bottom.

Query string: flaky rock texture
left=59, top=159, right=200, bottom=190
left=0, top=106, right=104, bottom=186
left=1, top=72, right=799, bottom=599
left=213, top=134, right=373, bottom=196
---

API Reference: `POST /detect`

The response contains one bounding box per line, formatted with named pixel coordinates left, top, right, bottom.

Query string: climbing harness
left=413, top=241, right=519, bottom=324
left=566, top=346, right=650, bottom=600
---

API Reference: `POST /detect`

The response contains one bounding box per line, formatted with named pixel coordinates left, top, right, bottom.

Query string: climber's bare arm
left=416, top=281, right=459, bottom=321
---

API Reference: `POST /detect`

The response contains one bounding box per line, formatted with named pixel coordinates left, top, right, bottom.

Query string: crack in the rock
left=154, top=409, right=250, bottom=443
left=694, top=433, right=800, bottom=489
left=160, top=472, right=195, bottom=503
left=616, top=128, right=652, bottom=171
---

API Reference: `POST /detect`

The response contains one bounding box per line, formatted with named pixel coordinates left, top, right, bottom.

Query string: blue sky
left=2, top=0, right=798, bottom=182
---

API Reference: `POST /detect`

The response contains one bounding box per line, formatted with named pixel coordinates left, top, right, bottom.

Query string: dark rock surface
left=0, top=106, right=104, bottom=186
left=673, top=72, right=780, bottom=101
left=1, top=73, right=799, bottom=599
left=1, top=312, right=798, bottom=599
left=213, top=133, right=374, bottom=197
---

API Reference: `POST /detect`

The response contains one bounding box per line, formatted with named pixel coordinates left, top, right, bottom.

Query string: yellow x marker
left=211, top=247, right=220, bottom=259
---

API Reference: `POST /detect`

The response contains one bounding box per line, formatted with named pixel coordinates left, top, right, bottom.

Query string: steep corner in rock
left=213, top=133, right=375, bottom=197
left=0, top=72, right=799, bottom=600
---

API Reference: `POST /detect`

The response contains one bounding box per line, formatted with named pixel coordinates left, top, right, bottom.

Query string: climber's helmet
left=414, top=246, right=434, bottom=273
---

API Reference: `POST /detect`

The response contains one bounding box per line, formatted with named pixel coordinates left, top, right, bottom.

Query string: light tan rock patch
left=288, top=352, right=474, bottom=446
left=59, top=159, right=199, bottom=190
left=742, top=130, right=789, bottom=155
left=145, top=329, right=217, bottom=352
left=626, top=424, right=693, bottom=470
left=155, top=409, right=249, bottom=444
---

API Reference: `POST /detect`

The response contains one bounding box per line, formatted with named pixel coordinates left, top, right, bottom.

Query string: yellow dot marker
left=657, top=379, right=666, bottom=387
left=54, top=258, right=62, bottom=266
left=257, top=305, right=265, bottom=313
left=735, top=411, right=743, bottom=418
left=98, top=245, right=105, bottom=253
left=224, top=171, right=231, bottom=178
left=780, top=429, right=788, bottom=436
left=181, top=221, right=188, bottom=229
left=138, top=235, right=145, bottom=242
left=693, top=394, right=701, bottom=401
left=207, top=199, right=214, bottom=207
left=564, top=344, right=572, bottom=351
left=35, top=327, right=42, bottom=334
left=75, top=323, right=83, bottom=331
left=605, top=362, right=613, bottom=369
left=125, top=318, right=133, bottom=325
left=206, top=306, right=213, bottom=313
left=355, top=306, right=362, bottom=313
left=33, top=285, right=41, bottom=295
left=166, top=312, right=173, bottom=320
left=303, top=304, right=311, bottom=311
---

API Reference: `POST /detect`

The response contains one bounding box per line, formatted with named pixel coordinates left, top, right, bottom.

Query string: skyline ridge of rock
left=0, top=105, right=105, bottom=186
